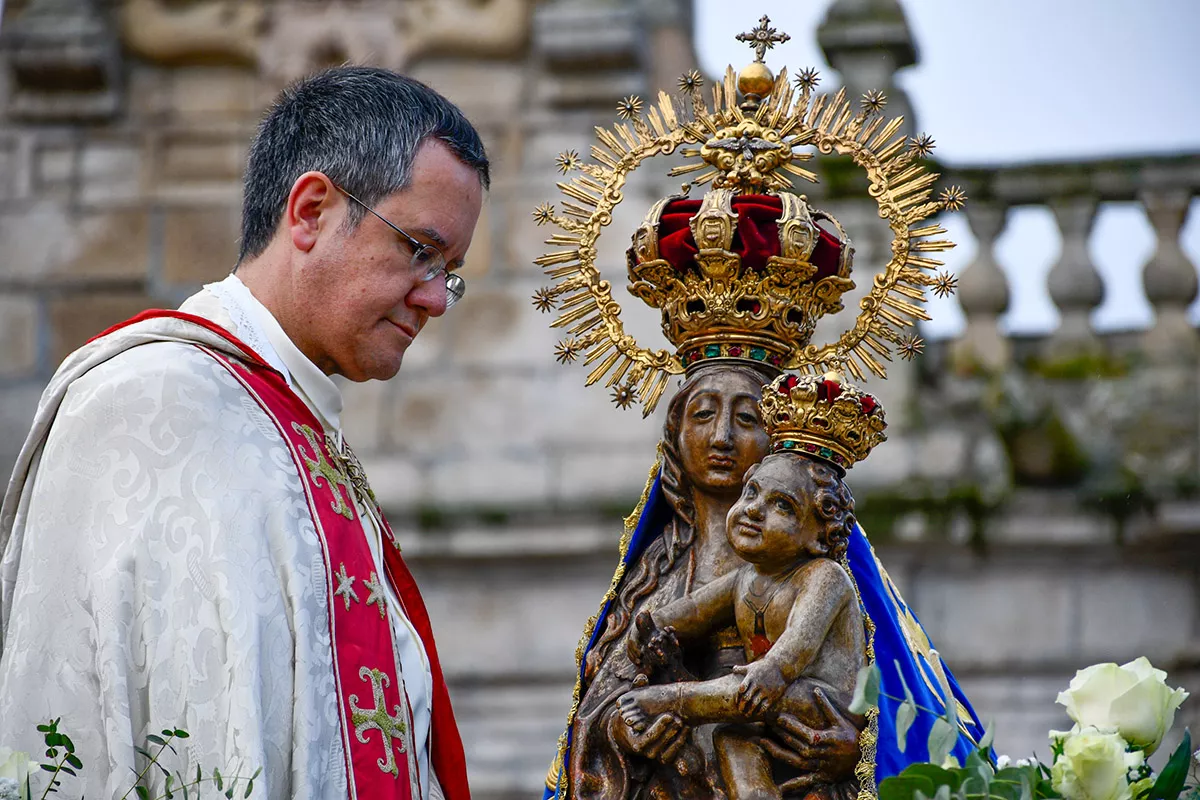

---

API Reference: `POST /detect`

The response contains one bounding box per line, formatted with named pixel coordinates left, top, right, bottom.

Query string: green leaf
left=896, top=699, right=918, bottom=754
left=849, top=664, right=881, bottom=715
left=244, top=780, right=254, bottom=799
left=879, top=775, right=937, bottom=800
left=1147, top=730, right=1191, bottom=800
left=166, top=772, right=176, bottom=800
left=147, top=734, right=167, bottom=747
left=214, top=767, right=224, bottom=792
left=175, top=730, right=190, bottom=739
left=37, top=724, right=53, bottom=733
left=250, top=768, right=261, bottom=780
left=60, top=766, right=76, bottom=777
left=928, top=717, right=958, bottom=767
left=66, top=753, right=83, bottom=770
left=136, top=786, right=150, bottom=800
left=894, top=659, right=915, bottom=704
left=899, top=763, right=962, bottom=792
left=135, top=746, right=154, bottom=760
left=162, top=729, right=175, bottom=738
left=978, top=718, right=996, bottom=752
left=62, top=735, right=76, bottom=753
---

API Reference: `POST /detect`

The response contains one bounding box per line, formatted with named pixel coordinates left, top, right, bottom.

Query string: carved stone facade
left=1, top=1, right=1197, bottom=797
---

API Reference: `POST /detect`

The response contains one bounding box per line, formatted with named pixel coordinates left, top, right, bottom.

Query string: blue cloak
left=545, top=472, right=986, bottom=798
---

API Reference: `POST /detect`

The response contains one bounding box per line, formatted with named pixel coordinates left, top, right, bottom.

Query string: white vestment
left=0, top=277, right=440, bottom=800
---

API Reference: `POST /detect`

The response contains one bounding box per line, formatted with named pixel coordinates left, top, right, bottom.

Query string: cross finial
left=735, top=15, right=790, bottom=63
left=350, top=667, right=408, bottom=777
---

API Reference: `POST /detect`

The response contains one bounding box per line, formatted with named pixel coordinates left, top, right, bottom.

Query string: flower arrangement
left=0, top=719, right=261, bottom=800
left=856, top=657, right=1192, bottom=800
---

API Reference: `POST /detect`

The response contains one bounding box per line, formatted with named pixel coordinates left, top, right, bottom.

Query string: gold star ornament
left=910, top=133, right=936, bottom=158
left=555, top=150, right=581, bottom=174
left=554, top=338, right=581, bottom=364
left=617, top=95, right=644, bottom=120
left=532, top=288, right=557, bottom=313
left=793, top=67, right=821, bottom=92
left=932, top=272, right=958, bottom=298
left=898, top=334, right=925, bottom=361
left=939, top=185, right=968, bottom=211
left=611, top=383, right=635, bottom=409
left=861, top=90, right=887, bottom=116
left=532, top=202, right=555, bottom=226
left=678, top=70, right=703, bottom=94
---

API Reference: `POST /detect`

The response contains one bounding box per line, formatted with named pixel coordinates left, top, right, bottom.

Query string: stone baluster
left=1045, top=196, right=1102, bottom=359
left=1140, top=189, right=1199, bottom=362
left=953, top=202, right=1011, bottom=372
left=817, top=0, right=919, bottom=138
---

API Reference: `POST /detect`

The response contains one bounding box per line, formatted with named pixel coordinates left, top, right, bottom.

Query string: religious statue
left=532, top=16, right=987, bottom=800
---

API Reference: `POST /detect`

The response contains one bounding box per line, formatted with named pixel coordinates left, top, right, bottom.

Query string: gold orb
left=737, top=61, right=775, bottom=97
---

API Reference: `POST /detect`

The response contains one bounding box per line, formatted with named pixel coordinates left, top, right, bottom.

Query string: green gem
left=704, top=344, right=721, bottom=358
left=819, top=447, right=834, bottom=459
left=783, top=441, right=795, bottom=449
left=749, top=347, right=767, bottom=361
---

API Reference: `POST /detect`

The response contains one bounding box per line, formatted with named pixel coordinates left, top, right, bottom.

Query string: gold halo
left=534, top=53, right=962, bottom=416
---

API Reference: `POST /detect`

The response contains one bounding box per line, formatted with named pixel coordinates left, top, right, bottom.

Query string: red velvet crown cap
left=658, top=194, right=844, bottom=278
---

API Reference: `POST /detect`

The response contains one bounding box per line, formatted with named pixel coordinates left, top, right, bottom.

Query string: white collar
left=186, top=274, right=344, bottom=439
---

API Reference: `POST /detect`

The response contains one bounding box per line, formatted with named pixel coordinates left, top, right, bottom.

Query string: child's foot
left=617, top=684, right=678, bottom=732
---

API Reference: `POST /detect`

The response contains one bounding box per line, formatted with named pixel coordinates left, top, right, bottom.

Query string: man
left=0, top=67, right=487, bottom=800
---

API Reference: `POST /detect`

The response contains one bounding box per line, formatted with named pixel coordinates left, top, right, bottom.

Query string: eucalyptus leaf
left=136, top=786, right=149, bottom=800
left=978, top=719, right=995, bottom=752
left=1147, top=730, right=1192, bottom=800
left=899, top=763, right=962, bottom=792
left=849, top=664, right=881, bottom=715
left=895, top=659, right=915, bottom=704
left=896, top=699, right=917, bottom=754
left=146, top=734, right=167, bottom=747
left=927, top=717, right=958, bottom=767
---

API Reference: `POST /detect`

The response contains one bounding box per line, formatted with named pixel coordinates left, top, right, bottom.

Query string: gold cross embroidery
left=292, top=422, right=355, bottom=520
left=364, top=572, right=387, bottom=620
left=349, top=667, right=408, bottom=777
left=334, top=563, right=359, bottom=611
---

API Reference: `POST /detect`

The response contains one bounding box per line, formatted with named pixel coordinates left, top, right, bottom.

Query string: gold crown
left=759, top=372, right=887, bottom=471
left=627, top=188, right=855, bottom=372
left=532, top=15, right=965, bottom=416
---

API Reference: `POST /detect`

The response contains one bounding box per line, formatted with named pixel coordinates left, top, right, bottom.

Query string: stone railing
left=854, top=153, right=1200, bottom=550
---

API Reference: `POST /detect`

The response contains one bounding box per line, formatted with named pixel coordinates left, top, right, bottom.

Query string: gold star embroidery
left=334, top=563, right=359, bottom=611
left=364, top=572, right=387, bottom=620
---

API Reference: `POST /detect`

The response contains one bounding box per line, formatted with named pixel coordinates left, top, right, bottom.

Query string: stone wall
left=2, top=1, right=1198, bottom=798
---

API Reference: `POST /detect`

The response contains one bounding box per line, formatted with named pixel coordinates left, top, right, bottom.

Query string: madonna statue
left=534, top=17, right=988, bottom=800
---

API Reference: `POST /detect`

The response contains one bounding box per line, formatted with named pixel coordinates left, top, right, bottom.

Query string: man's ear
left=285, top=171, right=339, bottom=253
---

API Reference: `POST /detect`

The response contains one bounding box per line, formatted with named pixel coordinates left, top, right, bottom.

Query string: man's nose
left=409, top=275, right=448, bottom=317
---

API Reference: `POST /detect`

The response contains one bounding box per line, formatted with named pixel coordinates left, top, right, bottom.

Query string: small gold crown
left=627, top=188, right=854, bottom=371
left=759, top=371, right=887, bottom=471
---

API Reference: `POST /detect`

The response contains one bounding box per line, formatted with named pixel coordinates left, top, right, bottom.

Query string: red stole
left=91, top=310, right=471, bottom=800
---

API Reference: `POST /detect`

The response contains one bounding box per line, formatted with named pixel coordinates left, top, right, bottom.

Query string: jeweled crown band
left=759, top=371, right=887, bottom=471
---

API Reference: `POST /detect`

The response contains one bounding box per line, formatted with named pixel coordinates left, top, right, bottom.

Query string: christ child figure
left=618, top=453, right=867, bottom=800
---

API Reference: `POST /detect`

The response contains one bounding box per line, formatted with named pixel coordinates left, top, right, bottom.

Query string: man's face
left=726, top=457, right=819, bottom=570
left=677, top=370, right=771, bottom=497
left=301, top=139, right=483, bottom=381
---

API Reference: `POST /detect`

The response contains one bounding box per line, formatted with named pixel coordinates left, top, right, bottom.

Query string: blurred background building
left=1, top=0, right=1198, bottom=797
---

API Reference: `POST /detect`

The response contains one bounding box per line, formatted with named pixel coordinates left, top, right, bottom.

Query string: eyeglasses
left=334, top=184, right=466, bottom=309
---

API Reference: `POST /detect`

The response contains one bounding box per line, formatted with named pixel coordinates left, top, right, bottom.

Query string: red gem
left=750, top=301, right=762, bottom=314
left=860, top=395, right=877, bottom=415
left=778, top=413, right=790, bottom=422
left=768, top=354, right=782, bottom=366
left=779, top=374, right=799, bottom=394
left=728, top=346, right=743, bottom=357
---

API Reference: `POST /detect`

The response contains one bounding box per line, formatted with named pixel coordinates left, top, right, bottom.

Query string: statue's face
left=726, top=456, right=820, bottom=569
left=677, top=370, right=770, bottom=496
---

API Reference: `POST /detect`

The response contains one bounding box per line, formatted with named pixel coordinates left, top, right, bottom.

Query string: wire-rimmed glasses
left=334, top=184, right=466, bottom=309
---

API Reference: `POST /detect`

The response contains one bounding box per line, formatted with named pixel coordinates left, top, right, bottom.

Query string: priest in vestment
left=0, top=67, right=487, bottom=800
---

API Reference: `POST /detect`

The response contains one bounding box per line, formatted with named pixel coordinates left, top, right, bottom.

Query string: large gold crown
left=532, top=15, right=965, bottom=416
left=759, top=372, right=887, bottom=472
left=627, top=188, right=855, bottom=371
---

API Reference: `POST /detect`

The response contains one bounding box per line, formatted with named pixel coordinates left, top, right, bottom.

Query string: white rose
left=1051, top=727, right=1144, bottom=800
left=1058, top=658, right=1189, bottom=754
left=996, top=755, right=1012, bottom=770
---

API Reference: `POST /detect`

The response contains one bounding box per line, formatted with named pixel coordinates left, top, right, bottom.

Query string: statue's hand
left=610, top=710, right=688, bottom=764
left=756, top=688, right=862, bottom=791
left=629, top=610, right=681, bottom=674
left=733, top=660, right=788, bottom=717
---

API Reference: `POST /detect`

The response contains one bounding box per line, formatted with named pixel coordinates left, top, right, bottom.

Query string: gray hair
left=237, top=66, right=490, bottom=264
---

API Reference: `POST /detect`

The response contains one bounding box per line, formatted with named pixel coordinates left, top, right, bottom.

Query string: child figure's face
left=726, top=456, right=822, bottom=571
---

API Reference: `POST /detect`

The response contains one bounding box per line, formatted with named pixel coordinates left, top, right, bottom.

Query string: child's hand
left=733, top=660, right=787, bottom=716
